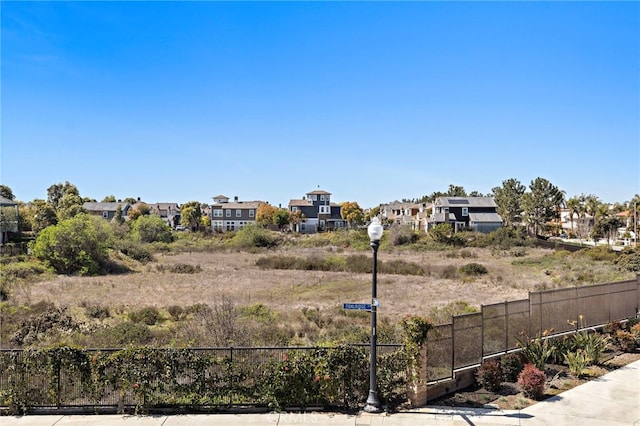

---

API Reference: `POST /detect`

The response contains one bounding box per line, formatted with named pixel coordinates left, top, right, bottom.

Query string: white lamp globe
left=367, top=216, right=384, bottom=241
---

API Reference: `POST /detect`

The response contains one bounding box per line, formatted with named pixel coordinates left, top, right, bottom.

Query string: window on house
left=319, top=205, right=330, bottom=214
left=320, top=195, right=324, bottom=201
left=462, top=207, right=468, bottom=217
left=249, top=209, right=254, bottom=218
left=213, top=209, right=223, bottom=217
left=236, top=209, right=241, bottom=217
left=292, top=206, right=298, bottom=211
left=225, top=210, right=231, bottom=217
left=102, top=211, right=109, bottom=218
left=311, top=195, right=317, bottom=201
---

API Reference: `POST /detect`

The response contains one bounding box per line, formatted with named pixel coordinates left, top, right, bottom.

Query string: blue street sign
left=343, top=303, right=372, bottom=310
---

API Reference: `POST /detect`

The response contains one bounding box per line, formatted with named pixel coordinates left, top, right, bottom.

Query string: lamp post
left=364, top=216, right=383, bottom=413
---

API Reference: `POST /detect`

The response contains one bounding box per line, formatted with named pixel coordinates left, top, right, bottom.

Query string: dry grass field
left=16, top=245, right=633, bottom=324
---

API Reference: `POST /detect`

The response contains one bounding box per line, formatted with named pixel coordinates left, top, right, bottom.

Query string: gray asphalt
left=2, top=359, right=639, bottom=426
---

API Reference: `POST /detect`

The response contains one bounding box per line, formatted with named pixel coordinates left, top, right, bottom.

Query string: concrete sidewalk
left=2, top=359, right=639, bottom=426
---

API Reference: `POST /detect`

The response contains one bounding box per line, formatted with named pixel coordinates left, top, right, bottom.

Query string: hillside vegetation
left=1, top=225, right=638, bottom=349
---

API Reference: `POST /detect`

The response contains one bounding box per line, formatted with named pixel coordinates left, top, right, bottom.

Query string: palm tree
left=566, top=196, right=581, bottom=236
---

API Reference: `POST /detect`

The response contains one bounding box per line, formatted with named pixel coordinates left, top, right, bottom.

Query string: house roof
left=213, top=195, right=229, bottom=200
left=0, top=196, right=17, bottom=206
left=153, top=203, right=180, bottom=209
left=83, top=202, right=130, bottom=212
left=289, top=199, right=313, bottom=207
left=429, top=212, right=456, bottom=222
left=306, top=190, right=331, bottom=196
left=469, top=212, right=503, bottom=223
left=217, top=201, right=262, bottom=209
left=436, top=197, right=497, bottom=208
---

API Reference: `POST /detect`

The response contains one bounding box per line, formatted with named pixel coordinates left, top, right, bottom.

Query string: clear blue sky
left=2, top=1, right=639, bottom=208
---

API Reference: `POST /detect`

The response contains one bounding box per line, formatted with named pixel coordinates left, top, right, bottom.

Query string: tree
left=256, top=204, right=277, bottom=227
left=492, top=178, right=526, bottom=228
left=180, top=201, right=202, bottom=231
left=30, top=199, right=58, bottom=233
left=521, top=177, right=564, bottom=236
left=57, top=192, right=85, bottom=221
left=446, top=185, right=467, bottom=197
left=32, top=213, right=113, bottom=275
left=114, top=204, right=125, bottom=225
left=131, top=215, right=174, bottom=243
left=566, top=196, right=581, bottom=235
left=592, top=216, right=623, bottom=246
left=289, top=209, right=304, bottom=227
left=340, top=201, right=364, bottom=228
left=47, top=181, right=80, bottom=210
left=273, top=208, right=290, bottom=230
left=102, top=195, right=117, bottom=202
left=428, top=223, right=453, bottom=243
left=0, top=185, right=15, bottom=200
left=128, top=202, right=151, bottom=221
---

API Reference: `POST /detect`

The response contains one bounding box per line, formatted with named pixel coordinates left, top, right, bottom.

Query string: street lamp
left=364, top=216, right=384, bottom=413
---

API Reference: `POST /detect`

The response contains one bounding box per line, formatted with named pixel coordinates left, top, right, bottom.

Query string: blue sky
left=2, top=1, right=639, bottom=208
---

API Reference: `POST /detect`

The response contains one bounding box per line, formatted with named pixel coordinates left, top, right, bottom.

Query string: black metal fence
left=425, top=276, right=640, bottom=382
left=0, top=344, right=404, bottom=413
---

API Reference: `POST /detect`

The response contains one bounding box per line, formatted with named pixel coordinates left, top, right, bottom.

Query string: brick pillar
left=406, top=345, right=428, bottom=407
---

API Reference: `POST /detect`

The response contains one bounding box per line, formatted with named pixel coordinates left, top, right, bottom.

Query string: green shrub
left=84, top=304, right=110, bottom=320
left=115, top=240, right=153, bottom=263
left=104, top=322, right=153, bottom=346
left=167, top=305, right=187, bottom=321
left=381, top=259, right=424, bottom=275
left=615, top=249, right=640, bottom=272
left=476, top=360, right=502, bottom=392
left=500, top=353, right=524, bottom=382
left=155, top=263, right=202, bottom=274
left=579, top=246, right=617, bottom=262
left=233, top=225, right=281, bottom=249
left=0, top=261, right=50, bottom=279
left=239, top=303, right=276, bottom=323
left=31, top=214, right=113, bottom=276
left=344, top=254, right=371, bottom=273
left=128, top=307, right=161, bottom=325
left=388, top=225, right=419, bottom=246
left=458, top=263, right=488, bottom=276
left=131, top=215, right=174, bottom=244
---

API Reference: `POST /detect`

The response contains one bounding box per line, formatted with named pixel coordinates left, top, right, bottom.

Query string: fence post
left=406, top=345, right=428, bottom=407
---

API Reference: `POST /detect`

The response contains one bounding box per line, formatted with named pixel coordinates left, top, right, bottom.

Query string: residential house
left=427, top=197, right=502, bottom=233
left=0, top=196, right=19, bottom=243
left=558, top=208, right=593, bottom=238
left=150, top=202, right=181, bottom=228
left=210, top=195, right=264, bottom=232
left=380, top=201, right=429, bottom=230
left=82, top=202, right=131, bottom=222
left=288, top=189, right=345, bottom=233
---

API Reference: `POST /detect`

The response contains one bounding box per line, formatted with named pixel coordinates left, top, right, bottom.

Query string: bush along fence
left=0, top=344, right=411, bottom=415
